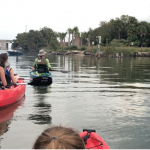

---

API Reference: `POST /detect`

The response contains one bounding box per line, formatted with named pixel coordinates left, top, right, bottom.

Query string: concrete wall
left=0, top=40, right=7, bottom=50
left=0, top=40, right=13, bottom=50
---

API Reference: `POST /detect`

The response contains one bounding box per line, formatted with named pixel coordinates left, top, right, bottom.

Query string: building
left=0, top=40, right=13, bottom=50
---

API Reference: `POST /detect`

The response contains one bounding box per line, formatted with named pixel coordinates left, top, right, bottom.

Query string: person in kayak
left=33, top=126, right=85, bottom=149
left=0, top=53, right=18, bottom=88
left=15, top=41, right=19, bottom=52
left=31, top=49, right=51, bottom=73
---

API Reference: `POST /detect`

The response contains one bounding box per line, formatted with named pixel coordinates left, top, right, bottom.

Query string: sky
left=0, top=0, right=150, bottom=40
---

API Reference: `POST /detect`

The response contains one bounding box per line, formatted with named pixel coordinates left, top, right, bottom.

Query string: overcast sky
left=0, top=0, right=150, bottom=39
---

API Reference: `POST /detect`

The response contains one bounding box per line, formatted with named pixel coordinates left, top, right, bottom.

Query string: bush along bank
left=48, top=46, right=150, bottom=57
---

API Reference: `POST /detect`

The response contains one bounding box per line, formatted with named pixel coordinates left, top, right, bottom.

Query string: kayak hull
left=0, top=96, right=25, bottom=123
left=30, top=71, right=52, bottom=86
left=79, top=131, right=110, bottom=149
left=0, top=78, right=25, bottom=108
left=7, top=50, right=23, bottom=56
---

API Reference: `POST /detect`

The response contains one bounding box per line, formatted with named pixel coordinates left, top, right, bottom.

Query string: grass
left=101, top=46, right=150, bottom=56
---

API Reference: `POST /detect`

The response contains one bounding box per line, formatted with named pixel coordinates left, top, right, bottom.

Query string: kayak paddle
left=50, top=69, right=71, bottom=73
left=20, top=65, right=71, bottom=73
left=20, top=66, right=31, bottom=69
left=18, top=78, right=32, bottom=80
left=7, top=82, right=32, bottom=86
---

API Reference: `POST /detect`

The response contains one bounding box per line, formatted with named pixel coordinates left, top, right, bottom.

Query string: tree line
left=13, top=15, right=150, bottom=51
left=12, top=27, right=58, bottom=51
left=90, top=15, right=150, bottom=47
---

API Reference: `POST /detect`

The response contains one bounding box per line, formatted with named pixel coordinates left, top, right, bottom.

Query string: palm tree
left=116, top=19, right=123, bottom=40
left=64, top=32, right=67, bottom=47
left=111, top=18, right=123, bottom=40
left=57, top=32, right=62, bottom=46
left=61, top=33, right=64, bottom=47
left=70, top=29, right=74, bottom=46
left=87, top=32, right=90, bottom=50
left=80, top=32, right=84, bottom=47
left=62, top=32, right=67, bottom=47
left=81, top=32, right=87, bottom=46
left=137, top=23, right=147, bottom=46
left=73, top=26, right=79, bottom=47
left=76, top=32, right=80, bottom=47
left=67, top=28, right=72, bottom=47
left=86, top=28, right=93, bottom=50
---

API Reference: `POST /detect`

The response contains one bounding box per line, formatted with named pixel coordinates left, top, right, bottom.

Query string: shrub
left=92, top=48, right=97, bottom=53
left=69, top=46, right=78, bottom=50
left=64, top=47, right=70, bottom=50
left=80, top=46, right=86, bottom=50
left=110, top=39, right=127, bottom=47
left=134, top=40, right=140, bottom=47
left=104, top=47, right=115, bottom=55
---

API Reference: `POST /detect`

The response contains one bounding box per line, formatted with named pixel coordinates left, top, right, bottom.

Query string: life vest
left=5, top=68, right=10, bottom=76
left=36, top=58, right=48, bottom=73
left=0, top=69, right=11, bottom=88
left=5, top=68, right=12, bottom=87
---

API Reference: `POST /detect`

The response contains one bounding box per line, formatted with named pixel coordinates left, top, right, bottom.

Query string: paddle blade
left=20, top=65, right=31, bottom=69
left=60, top=70, right=71, bottom=73
left=50, top=69, right=71, bottom=73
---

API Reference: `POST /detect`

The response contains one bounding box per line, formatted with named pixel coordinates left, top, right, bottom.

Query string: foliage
left=14, top=27, right=58, bottom=51
left=92, top=48, right=97, bottom=53
left=69, top=46, right=78, bottom=50
left=102, top=46, right=150, bottom=56
left=90, top=15, right=150, bottom=47
left=80, top=46, right=86, bottom=50
left=14, top=15, right=150, bottom=52
left=110, top=39, right=128, bottom=47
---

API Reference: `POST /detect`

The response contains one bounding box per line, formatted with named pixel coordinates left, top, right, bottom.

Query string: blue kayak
left=30, top=71, right=52, bottom=86
left=7, top=50, right=23, bottom=56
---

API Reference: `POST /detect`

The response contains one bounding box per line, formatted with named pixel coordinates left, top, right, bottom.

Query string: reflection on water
left=0, top=96, right=25, bottom=147
left=28, top=86, right=52, bottom=125
left=16, top=56, right=18, bottom=62
left=0, top=51, right=150, bottom=149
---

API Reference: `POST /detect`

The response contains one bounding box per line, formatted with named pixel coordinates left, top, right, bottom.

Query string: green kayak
left=30, top=71, right=52, bottom=86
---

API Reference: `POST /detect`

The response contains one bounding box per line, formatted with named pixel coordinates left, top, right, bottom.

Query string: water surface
left=0, top=51, right=150, bottom=149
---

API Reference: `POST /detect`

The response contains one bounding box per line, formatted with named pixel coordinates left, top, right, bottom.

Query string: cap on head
left=38, top=49, right=46, bottom=56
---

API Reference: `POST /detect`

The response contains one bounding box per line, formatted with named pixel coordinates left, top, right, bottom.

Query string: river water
left=0, top=50, right=150, bottom=149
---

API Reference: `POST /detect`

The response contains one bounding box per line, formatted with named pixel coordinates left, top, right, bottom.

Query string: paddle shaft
left=16, top=83, right=30, bottom=85
left=20, top=66, right=71, bottom=73
left=18, top=78, right=32, bottom=80
left=7, top=83, right=31, bottom=86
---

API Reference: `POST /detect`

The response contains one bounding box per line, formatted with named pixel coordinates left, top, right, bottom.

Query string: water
left=0, top=50, right=150, bottom=149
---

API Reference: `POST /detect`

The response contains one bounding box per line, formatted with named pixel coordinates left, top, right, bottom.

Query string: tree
left=57, top=32, right=62, bottom=46
left=70, top=29, right=74, bottom=46
left=83, top=30, right=91, bottom=50
left=67, top=28, right=72, bottom=46
left=80, top=32, right=84, bottom=47
left=73, top=26, right=79, bottom=47
left=62, top=32, right=67, bottom=47
left=112, top=18, right=124, bottom=40
left=16, top=27, right=58, bottom=51
left=76, top=32, right=80, bottom=47
left=87, top=28, right=93, bottom=50
left=137, top=22, right=148, bottom=46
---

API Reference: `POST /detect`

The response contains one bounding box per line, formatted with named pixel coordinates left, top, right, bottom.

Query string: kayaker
left=15, top=41, right=19, bottom=52
left=31, top=49, right=52, bottom=73
left=33, top=126, right=85, bottom=149
left=0, top=53, right=18, bottom=88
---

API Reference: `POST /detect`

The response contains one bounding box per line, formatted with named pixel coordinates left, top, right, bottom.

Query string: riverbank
left=48, top=47, right=150, bottom=58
